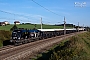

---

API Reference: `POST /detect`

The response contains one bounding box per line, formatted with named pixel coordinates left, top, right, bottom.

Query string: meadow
left=0, top=24, right=72, bottom=31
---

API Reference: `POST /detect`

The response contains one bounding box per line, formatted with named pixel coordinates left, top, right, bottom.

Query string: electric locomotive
left=10, top=29, right=42, bottom=45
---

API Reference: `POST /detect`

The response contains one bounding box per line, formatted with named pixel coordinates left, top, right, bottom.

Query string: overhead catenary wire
left=31, top=0, right=63, bottom=17
left=0, top=10, right=48, bottom=21
left=0, top=0, right=65, bottom=24
left=0, top=17, right=25, bottom=21
left=0, top=10, right=43, bottom=23
left=31, top=0, right=76, bottom=26
left=0, top=17, right=15, bottom=20
left=0, top=10, right=33, bottom=20
left=0, top=10, right=60, bottom=24
left=31, top=0, right=66, bottom=26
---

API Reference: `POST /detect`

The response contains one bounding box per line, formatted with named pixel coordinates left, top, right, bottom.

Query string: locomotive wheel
left=14, top=43, right=19, bottom=46
left=22, top=41, right=25, bottom=44
left=27, top=39, right=31, bottom=43
left=24, top=40, right=27, bottom=44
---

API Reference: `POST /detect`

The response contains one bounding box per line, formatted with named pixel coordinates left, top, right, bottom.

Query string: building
left=14, top=21, right=20, bottom=25
left=4, top=21, right=10, bottom=25
left=0, top=22, right=5, bottom=26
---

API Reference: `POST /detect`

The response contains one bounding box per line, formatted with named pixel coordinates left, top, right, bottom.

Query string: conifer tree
left=10, top=24, right=18, bottom=31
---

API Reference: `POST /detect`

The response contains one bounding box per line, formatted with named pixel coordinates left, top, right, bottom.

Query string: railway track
left=0, top=31, right=86, bottom=60
left=0, top=45, right=14, bottom=51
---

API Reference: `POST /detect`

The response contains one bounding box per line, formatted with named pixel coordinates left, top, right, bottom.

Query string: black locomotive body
left=10, top=29, right=42, bottom=45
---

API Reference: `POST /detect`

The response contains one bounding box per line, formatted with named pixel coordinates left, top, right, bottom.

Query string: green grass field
left=0, top=24, right=72, bottom=31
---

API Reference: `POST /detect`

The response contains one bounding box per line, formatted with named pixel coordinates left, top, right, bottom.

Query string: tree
left=10, top=25, right=18, bottom=31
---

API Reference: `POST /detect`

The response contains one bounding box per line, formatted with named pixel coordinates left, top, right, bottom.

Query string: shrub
left=0, top=30, right=11, bottom=47
left=0, top=30, right=11, bottom=41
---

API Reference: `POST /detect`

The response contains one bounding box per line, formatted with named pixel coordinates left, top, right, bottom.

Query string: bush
left=0, top=40, right=3, bottom=47
left=0, top=30, right=11, bottom=47
left=0, top=30, right=11, bottom=41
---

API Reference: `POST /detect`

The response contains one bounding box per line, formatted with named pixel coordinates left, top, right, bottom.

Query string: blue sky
left=0, top=0, right=90, bottom=26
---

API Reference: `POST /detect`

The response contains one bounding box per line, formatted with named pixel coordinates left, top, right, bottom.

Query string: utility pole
left=73, top=25, right=74, bottom=29
left=78, top=22, right=79, bottom=32
left=83, top=24, right=84, bottom=31
left=41, top=17, right=42, bottom=29
left=14, top=14, right=16, bottom=25
left=64, top=16, right=66, bottom=35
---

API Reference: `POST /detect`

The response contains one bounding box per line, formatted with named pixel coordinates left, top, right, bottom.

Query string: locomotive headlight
left=13, top=37, right=17, bottom=39
left=31, top=33, right=34, bottom=36
left=18, top=37, right=20, bottom=39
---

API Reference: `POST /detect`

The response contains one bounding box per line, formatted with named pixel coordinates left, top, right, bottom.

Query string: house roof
left=0, top=22, right=5, bottom=24
left=14, top=21, right=20, bottom=23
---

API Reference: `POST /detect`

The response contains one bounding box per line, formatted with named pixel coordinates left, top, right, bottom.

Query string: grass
left=0, top=25, right=13, bottom=31
left=0, top=24, right=73, bottom=31
left=34, top=32, right=90, bottom=60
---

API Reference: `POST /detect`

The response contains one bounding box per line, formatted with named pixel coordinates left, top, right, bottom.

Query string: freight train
left=10, top=28, right=85, bottom=45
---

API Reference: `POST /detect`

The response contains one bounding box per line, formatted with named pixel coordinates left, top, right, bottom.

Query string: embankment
left=35, top=32, right=90, bottom=60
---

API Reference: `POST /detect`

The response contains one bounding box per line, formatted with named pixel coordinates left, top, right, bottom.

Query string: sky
left=0, top=0, right=90, bottom=26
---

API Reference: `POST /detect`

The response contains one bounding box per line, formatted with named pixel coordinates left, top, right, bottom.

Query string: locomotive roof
left=38, top=28, right=77, bottom=31
left=13, top=29, right=41, bottom=33
left=28, top=30, right=40, bottom=33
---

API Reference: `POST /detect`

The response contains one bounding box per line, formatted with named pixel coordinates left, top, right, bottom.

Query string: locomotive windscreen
left=13, top=30, right=26, bottom=33
left=13, top=30, right=21, bottom=33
